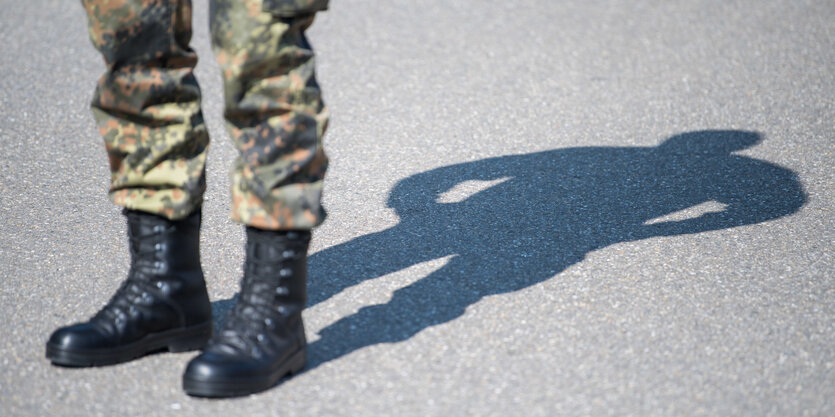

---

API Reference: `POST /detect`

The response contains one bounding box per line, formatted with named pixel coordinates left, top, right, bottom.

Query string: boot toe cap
left=184, top=351, right=263, bottom=380
left=47, top=323, right=110, bottom=351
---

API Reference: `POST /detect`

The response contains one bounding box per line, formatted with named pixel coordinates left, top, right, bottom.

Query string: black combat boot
left=46, top=209, right=212, bottom=367
left=182, top=227, right=310, bottom=397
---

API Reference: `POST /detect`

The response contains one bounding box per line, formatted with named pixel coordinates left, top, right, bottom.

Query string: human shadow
left=258, top=130, right=806, bottom=370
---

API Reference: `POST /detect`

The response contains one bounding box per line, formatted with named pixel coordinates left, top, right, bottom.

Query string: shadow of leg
left=308, top=227, right=446, bottom=307
left=306, top=258, right=483, bottom=370
left=210, top=296, right=238, bottom=334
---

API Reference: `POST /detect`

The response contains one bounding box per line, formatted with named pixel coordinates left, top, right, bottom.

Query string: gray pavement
left=1, top=0, right=833, bottom=416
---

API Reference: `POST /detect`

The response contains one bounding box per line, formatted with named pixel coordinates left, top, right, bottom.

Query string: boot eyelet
left=279, top=268, right=292, bottom=277
left=257, top=334, right=266, bottom=342
left=276, top=306, right=287, bottom=315
left=264, top=318, right=274, bottom=328
left=153, top=225, right=164, bottom=233
left=282, top=250, right=295, bottom=259
left=286, top=231, right=299, bottom=240
left=154, top=243, right=163, bottom=250
left=129, top=306, right=138, bottom=315
left=275, top=287, right=288, bottom=295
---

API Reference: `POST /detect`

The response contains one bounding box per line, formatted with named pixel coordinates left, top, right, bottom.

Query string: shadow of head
left=656, top=129, right=762, bottom=155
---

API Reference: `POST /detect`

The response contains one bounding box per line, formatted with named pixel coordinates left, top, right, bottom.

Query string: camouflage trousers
left=81, top=0, right=330, bottom=230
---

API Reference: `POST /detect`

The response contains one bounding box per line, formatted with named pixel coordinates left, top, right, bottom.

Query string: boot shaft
left=243, top=227, right=310, bottom=318
left=124, top=209, right=211, bottom=327
left=125, top=209, right=202, bottom=274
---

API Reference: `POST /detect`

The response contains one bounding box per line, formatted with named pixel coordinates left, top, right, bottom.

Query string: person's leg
left=45, top=0, right=212, bottom=367
left=85, top=0, right=210, bottom=218
left=215, top=0, right=329, bottom=230
left=183, top=0, right=328, bottom=397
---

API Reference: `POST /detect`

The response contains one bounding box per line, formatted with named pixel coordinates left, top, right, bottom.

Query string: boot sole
left=46, top=321, right=212, bottom=367
left=182, top=348, right=306, bottom=398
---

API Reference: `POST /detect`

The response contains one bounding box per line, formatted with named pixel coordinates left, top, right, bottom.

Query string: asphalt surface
left=1, top=0, right=833, bottom=416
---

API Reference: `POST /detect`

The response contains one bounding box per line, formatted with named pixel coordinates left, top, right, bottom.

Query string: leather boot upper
left=47, top=209, right=211, bottom=352
left=184, top=228, right=310, bottom=380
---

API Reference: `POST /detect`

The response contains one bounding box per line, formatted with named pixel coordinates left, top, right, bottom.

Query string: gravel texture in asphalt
left=1, top=0, right=833, bottom=416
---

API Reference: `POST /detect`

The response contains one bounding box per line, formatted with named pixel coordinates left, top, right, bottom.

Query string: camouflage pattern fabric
left=81, top=0, right=329, bottom=230
left=212, top=0, right=329, bottom=230
left=262, top=0, right=330, bottom=17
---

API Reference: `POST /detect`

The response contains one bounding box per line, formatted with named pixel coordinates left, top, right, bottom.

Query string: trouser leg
left=82, top=0, right=209, bottom=219
left=210, top=0, right=329, bottom=230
